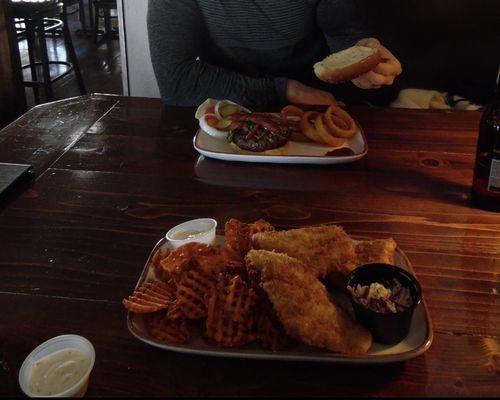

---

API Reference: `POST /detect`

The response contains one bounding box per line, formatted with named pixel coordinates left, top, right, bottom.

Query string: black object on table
left=0, top=162, right=33, bottom=199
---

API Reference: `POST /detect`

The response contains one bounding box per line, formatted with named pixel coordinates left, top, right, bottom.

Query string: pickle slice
left=215, top=118, right=232, bottom=130
left=219, top=104, right=240, bottom=118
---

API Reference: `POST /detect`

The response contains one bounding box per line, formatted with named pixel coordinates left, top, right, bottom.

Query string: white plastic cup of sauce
left=19, top=335, right=95, bottom=398
left=165, top=218, right=217, bottom=249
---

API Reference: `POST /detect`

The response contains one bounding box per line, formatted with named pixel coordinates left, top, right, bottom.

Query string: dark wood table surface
left=0, top=94, right=498, bottom=397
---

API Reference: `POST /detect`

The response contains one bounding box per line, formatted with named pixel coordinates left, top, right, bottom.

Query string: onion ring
left=280, top=105, right=310, bottom=142
left=289, top=125, right=311, bottom=142
left=330, top=115, right=349, bottom=130
left=300, top=111, right=322, bottom=142
left=314, top=115, right=347, bottom=147
left=324, top=106, right=357, bottom=138
left=280, top=105, right=305, bottom=123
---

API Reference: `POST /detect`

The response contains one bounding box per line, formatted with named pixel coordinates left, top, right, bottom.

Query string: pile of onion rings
left=280, top=105, right=358, bottom=146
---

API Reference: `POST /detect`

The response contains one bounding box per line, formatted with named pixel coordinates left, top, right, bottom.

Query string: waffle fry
left=193, top=254, right=243, bottom=276
left=247, top=256, right=293, bottom=351
left=165, top=300, right=184, bottom=320
left=147, top=312, right=192, bottom=344
left=221, top=219, right=249, bottom=262
left=152, top=248, right=172, bottom=282
left=151, top=248, right=170, bottom=272
left=222, top=219, right=274, bottom=262
left=255, top=306, right=292, bottom=351
left=205, top=275, right=257, bottom=347
left=160, top=242, right=218, bottom=277
left=176, top=269, right=218, bottom=319
left=122, top=281, right=174, bottom=313
left=221, top=276, right=256, bottom=324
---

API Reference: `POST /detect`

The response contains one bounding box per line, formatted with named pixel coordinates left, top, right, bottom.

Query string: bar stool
left=11, top=0, right=86, bottom=104
left=92, top=0, right=117, bottom=45
left=15, top=17, right=63, bottom=40
left=62, top=0, right=88, bottom=35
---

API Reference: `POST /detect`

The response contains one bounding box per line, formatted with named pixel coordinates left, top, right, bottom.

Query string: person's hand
left=286, top=79, right=336, bottom=105
left=352, top=38, right=402, bottom=89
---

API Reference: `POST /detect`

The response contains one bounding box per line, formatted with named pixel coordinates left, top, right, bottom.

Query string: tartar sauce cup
left=345, top=263, right=422, bottom=344
left=165, top=218, right=217, bottom=249
left=19, top=335, right=95, bottom=398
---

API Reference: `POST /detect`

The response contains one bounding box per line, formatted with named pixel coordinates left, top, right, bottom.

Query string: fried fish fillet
left=245, top=249, right=372, bottom=354
left=327, top=238, right=398, bottom=287
left=252, top=225, right=397, bottom=287
left=251, top=225, right=355, bottom=280
left=355, top=238, right=397, bottom=266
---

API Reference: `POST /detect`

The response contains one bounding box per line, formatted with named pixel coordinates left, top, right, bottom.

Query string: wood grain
left=0, top=96, right=117, bottom=176
left=0, top=293, right=498, bottom=397
left=0, top=95, right=498, bottom=397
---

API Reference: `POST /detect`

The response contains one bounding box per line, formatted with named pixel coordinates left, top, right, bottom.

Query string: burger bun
left=314, top=46, right=382, bottom=84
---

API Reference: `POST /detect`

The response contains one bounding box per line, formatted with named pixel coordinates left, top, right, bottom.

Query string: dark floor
left=18, top=1, right=122, bottom=109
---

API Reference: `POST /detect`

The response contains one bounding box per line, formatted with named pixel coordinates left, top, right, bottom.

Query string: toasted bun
left=314, top=46, right=381, bottom=84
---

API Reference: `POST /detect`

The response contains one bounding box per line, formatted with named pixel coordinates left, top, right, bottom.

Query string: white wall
left=118, top=0, right=160, bottom=98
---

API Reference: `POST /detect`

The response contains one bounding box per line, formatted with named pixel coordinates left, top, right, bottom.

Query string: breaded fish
left=327, top=238, right=398, bottom=287
left=251, top=225, right=355, bottom=279
left=252, top=225, right=397, bottom=287
left=245, top=250, right=372, bottom=354
left=354, top=238, right=397, bottom=266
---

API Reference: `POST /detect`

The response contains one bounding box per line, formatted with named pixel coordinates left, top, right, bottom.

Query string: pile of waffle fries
left=123, top=219, right=290, bottom=350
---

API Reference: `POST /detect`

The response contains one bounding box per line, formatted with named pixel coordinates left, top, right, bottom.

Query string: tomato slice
left=204, top=113, right=220, bottom=128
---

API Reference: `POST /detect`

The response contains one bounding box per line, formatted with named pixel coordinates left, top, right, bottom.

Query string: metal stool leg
left=60, top=9, right=86, bottom=95
left=78, top=0, right=87, bottom=32
left=104, top=8, right=112, bottom=36
left=36, top=16, right=54, bottom=101
left=25, top=19, right=40, bottom=103
left=88, top=0, right=95, bottom=32
left=93, top=2, right=99, bottom=44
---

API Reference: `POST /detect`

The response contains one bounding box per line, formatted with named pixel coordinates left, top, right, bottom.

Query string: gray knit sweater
left=148, top=0, right=370, bottom=106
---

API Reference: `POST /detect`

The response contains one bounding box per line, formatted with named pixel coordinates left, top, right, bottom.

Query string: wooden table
left=0, top=95, right=498, bottom=397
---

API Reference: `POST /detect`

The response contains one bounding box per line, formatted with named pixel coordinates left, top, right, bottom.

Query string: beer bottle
left=471, top=68, right=500, bottom=211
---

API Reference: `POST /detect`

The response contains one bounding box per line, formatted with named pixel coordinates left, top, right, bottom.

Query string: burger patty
left=228, top=116, right=291, bottom=152
left=231, top=128, right=289, bottom=152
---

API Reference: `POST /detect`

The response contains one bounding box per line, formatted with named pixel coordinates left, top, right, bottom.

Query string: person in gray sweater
left=148, top=0, right=402, bottom=107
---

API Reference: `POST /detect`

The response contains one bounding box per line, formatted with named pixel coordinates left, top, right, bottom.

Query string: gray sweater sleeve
left=317, top=0, right=374, bottom=52
left=147, top=0, right=287, bottom=106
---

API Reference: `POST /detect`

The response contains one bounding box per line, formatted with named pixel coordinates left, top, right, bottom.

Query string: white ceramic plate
left=193, top=116, right=368, bottom=165
left=127, top=235, right=433, bottom=363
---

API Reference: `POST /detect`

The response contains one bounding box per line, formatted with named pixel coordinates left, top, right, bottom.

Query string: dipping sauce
left=28, top=348, right=91, bottom=396
left=325, top=148, right=356, bottom=157
left=170, top=230, right=205, bottom=241
left=347, top=278, right=412, bottom=314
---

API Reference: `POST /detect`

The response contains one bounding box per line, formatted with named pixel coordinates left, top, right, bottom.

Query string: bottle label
left=488, top=157, right=500, bottom=192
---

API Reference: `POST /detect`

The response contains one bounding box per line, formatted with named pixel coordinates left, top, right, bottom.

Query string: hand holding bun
left=314, top=38, right=402, bottom=89
left=351, top=38, right=403, bottom=89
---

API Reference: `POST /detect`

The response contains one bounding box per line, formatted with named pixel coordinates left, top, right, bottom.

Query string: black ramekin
left=345, top=263, right=422, bottom=344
